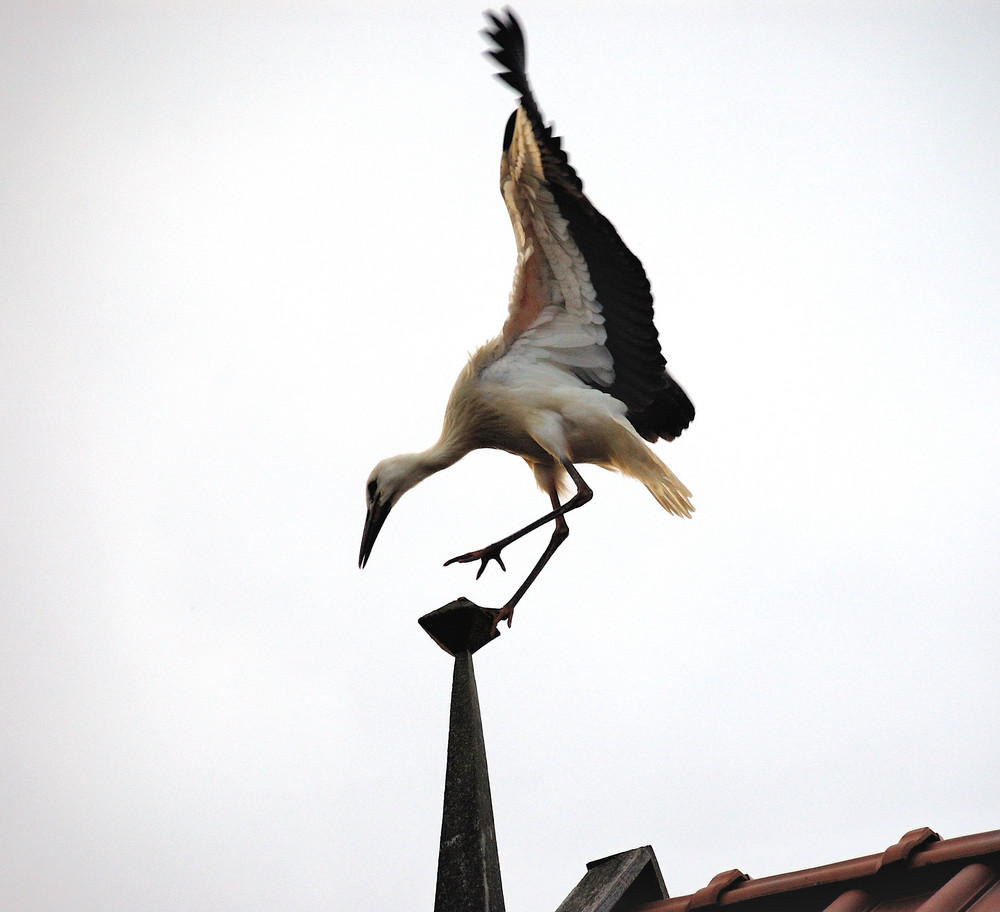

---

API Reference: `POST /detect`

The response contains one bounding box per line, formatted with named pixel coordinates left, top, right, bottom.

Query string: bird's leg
left=488, top=504, right=568, bottom=632
left=446, top=461, right=593, bottom=628
left=445, top=461, right=592, bottom=577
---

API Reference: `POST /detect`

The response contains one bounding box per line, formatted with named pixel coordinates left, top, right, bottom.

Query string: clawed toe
left=489, top=604, right=514, bottom=633
left=444, top=546, right=507, bottom=578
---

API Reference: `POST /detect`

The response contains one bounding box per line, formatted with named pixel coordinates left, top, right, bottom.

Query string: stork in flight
left=360, top=9, right=695, bottom=628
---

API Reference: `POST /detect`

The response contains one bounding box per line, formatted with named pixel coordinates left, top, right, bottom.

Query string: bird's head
left=358, top=453, right=434, bottom=569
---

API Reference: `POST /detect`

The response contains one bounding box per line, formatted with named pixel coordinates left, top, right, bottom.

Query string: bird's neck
left=400, top=374, right=483, bottom=489
left=417, top=434, right=470, bottom=477
left=388, top=440, right=469, bottom=501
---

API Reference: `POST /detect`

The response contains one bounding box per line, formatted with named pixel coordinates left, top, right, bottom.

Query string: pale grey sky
left=2, top=2, right=998, bottom=911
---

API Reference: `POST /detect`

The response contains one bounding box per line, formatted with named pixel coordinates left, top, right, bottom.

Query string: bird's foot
left=444, top=543, right=507, bottom=579
left=488, top=604, right=514, bottom=633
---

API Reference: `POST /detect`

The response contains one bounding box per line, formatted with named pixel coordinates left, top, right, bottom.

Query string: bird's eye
left=367, top=479, right=378, bottom=502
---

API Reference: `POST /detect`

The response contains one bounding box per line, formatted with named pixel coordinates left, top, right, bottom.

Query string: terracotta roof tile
left=635, top=829, right=1000, bottom=912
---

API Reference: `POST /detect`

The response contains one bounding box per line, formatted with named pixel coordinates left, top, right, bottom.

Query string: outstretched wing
left=482, top=8, right=694, bottom=442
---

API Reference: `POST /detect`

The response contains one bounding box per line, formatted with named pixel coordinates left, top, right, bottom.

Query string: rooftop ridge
left=635, top=828, right=1000, bottom=912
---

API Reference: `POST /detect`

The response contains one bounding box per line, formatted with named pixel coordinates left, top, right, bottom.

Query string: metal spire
left=420, top=598, right=505, bottom=912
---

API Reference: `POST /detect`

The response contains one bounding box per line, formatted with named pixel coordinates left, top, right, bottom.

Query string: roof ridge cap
left=688, top=869, right=751, bottom=910
left=876, top=827, right=942, bottom=871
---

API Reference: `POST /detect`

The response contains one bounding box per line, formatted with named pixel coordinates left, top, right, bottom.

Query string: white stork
left=360, top=9, right=694, bottom=628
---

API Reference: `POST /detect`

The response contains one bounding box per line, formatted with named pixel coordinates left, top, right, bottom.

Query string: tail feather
left=609, top=418, right=693, bottom=517
left=645, top=458, right=693, bottom=518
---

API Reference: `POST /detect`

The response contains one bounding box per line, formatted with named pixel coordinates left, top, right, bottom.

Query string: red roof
left=636, top=829, right=1000, bottom=912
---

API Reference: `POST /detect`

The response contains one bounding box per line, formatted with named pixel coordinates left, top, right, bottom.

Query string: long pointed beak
left=359, top=498, right=391, bottom=569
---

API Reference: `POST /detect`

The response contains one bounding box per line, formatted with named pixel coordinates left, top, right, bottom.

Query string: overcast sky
left=2, top=2, right=998, bottom=910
